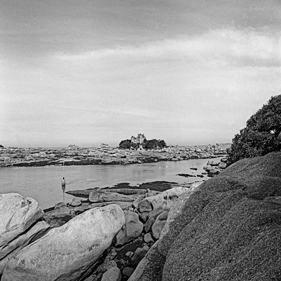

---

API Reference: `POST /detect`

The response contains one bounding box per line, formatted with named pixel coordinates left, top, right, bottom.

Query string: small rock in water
left=69, top=198, right=82, bottom=207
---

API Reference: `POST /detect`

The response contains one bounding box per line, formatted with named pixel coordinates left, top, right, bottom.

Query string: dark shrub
left=228, top=95, right=281, bottom=163
left=143, top=139, right=167, bottom=150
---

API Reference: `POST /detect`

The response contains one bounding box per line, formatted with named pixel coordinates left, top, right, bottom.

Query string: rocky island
left=0, top=142, right=228, bottom=168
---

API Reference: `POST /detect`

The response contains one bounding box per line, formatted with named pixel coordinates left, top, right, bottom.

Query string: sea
left=0, top=158, right=221, bottom=209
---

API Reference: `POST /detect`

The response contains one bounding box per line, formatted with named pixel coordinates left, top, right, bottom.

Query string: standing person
left=61, top=177, right=66, bottom=203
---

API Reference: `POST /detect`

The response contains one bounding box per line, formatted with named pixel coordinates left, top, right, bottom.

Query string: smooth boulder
left=116, top=211, right=143, bottom=246
left=0, top=193, right=44, bottom=248
left=0, top=221, right=49, bottom=274
left=2, top=204, right=125, bottom=281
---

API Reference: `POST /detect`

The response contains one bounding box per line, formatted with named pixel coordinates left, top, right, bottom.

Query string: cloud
left=1, top=27, right=281, bottom=147
left=56, top=29, right=281, bottom=67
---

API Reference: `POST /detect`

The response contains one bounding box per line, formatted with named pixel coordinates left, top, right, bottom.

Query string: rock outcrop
left=89, top=190, right=137, bottom=203
left=130, top=152, right=281, bottom=281
left=2, top=204, right=125, bottom=281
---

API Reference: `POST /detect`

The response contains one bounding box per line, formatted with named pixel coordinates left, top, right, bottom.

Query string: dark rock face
left=133, top=152, right=281, bottom=281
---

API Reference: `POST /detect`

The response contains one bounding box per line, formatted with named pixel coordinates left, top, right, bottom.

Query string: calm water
left=0, top=158, right=220, bottom=209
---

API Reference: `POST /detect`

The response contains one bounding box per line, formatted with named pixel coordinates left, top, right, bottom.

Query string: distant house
left=131, top=133, right=146, bottom=144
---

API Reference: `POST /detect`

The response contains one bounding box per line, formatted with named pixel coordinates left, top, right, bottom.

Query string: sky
left=0, top=0, right=281, bottom=147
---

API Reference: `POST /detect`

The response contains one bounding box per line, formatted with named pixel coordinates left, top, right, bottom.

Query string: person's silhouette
left=61, top=177, right=66, bottom=203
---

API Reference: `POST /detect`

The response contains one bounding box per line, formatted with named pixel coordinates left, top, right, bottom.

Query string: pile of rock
left=81, top=186, right=196, bottom=281
left=0, top=198, right=125, bottom=281
left=0, top=184, right=197, bottom=280
left=203, top=156, right=228, bottom=176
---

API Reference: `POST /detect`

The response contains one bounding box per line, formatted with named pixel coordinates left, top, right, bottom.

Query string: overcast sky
left=1, top=0, right=281, bottom=147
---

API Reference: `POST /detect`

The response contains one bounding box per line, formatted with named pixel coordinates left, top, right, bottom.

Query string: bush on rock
left=228, top=95, right=281, bottom=163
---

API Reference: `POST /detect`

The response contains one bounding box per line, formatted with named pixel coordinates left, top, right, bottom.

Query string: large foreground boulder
left=2, top=204, right=125, bottom=281
left=0, top=221, right=50, bottom=274
left=0, top=193, right=44, bottom=249
left=131, top=152, right=281, bottom=281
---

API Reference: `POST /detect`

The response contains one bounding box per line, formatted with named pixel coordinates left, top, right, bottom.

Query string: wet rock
left=54, top=202, right=66, bottom=209
left=207, top=167, right=221, bottom=177
left=69, top=198, right=82, bottom=207
left=220, top=157, right=228, bottom=163
left=208, top=160, right=219, bottom=166
left=89, top=191, right=136, bottom=203
left=177, top=173, right=196, bottom=178
left=218, top=162, right=227, bottom=169
left=66, top=188, right=99, bottom=198
left=103, top=188, right=147, bottom=195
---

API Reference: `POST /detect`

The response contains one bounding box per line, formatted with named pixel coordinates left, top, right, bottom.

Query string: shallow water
left=0, top=158, right=220, bottom=209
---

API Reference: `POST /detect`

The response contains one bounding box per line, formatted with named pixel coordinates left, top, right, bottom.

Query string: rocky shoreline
left=1, top=152, right=281, bottom=280
left=0, top=155, right=230, bottom=281
left=0, top=143, right=228, bottom=168
left=0, top=179, right=199, bottom=281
